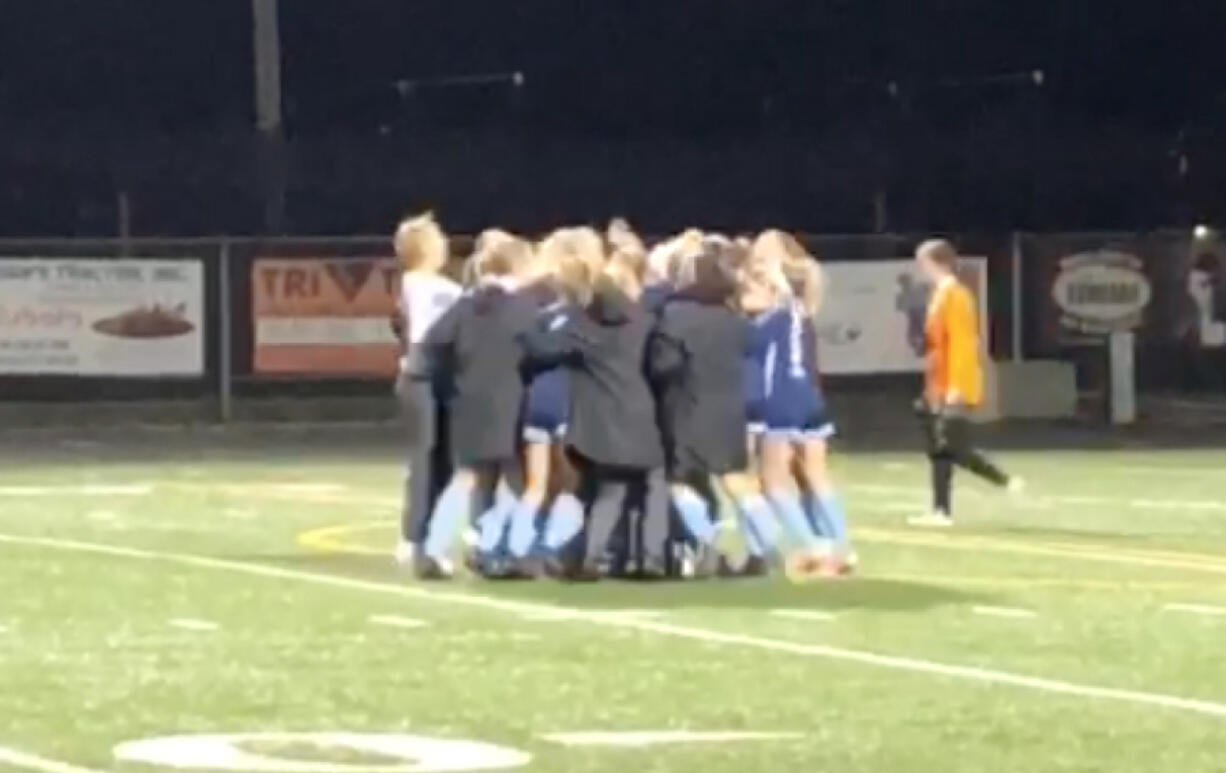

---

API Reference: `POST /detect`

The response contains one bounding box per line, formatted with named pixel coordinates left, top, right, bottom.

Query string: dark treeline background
left=1, top=0, right=1224, bottom=237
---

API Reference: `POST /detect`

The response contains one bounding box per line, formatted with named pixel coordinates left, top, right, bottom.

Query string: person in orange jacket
left=908, top=239, right=1022, bottom=527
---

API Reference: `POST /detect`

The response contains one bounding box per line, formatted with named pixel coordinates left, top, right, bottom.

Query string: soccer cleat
left=1007, top=476, right=1026, bottom=496
left=907, top=511, right=954, bottom=528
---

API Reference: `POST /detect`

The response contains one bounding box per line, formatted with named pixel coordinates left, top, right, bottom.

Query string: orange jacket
left=924, top=277, right=983, bottom=407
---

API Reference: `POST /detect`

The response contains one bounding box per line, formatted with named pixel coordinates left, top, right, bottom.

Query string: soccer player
left=519, top=238, right=667, bottom=580
left=416, top=238, right=538, bottom=579
left=648, top=240, right=778, bottom=578
left=908, top=239, right=1022, bottom=528
left=391, top=213, right=462, bottom=569
left=752, top=232, right=852, bottom=576
left=498, top=229, right=602, bottom=576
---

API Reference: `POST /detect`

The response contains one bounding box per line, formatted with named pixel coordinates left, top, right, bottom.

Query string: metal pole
left=252, top=0, right=283, bottom=135
left=218, top=239, right=234, bottom=423
left=1010, top=231, right=1024, bottom=362
left=252, top=0, right=286, bottom=233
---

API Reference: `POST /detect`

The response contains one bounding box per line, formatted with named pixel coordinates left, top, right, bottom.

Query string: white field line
left=369, top=614, right=428, bottom=629
left=169, top=618, right=219, bottom=632
left=1165, top=603, right=1226, bottom=617
left=1116, top=465, right=1222, bottom=477
left=770, top=609, right=837, bottom=622
left=0, top=484, right=152, bottom=497
left=521, top=609, right=663, bottom=622
left=540, top=730, right=804, bottom=747
left=0, top=745, right=108, bottom=773
left=6, top=533, right=1226, bottom=721
left=972, top=606, right=1037, bottom=620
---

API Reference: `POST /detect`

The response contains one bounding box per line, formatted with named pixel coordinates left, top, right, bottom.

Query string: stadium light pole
left=252, top=0, right=286, bottom=233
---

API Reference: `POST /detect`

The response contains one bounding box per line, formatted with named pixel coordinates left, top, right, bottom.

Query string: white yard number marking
left=113, top=733, right=530, bottom=773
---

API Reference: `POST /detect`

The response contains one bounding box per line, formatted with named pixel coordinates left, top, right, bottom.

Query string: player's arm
left=646, top=310, right=689, bottom=383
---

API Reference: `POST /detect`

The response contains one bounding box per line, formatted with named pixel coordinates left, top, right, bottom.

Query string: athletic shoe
left=906, top=511, right=954, bottom=528
left=1007, top=476, right=1026, bottom=496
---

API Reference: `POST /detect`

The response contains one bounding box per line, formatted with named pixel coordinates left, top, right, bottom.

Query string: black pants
left=399, top=377, right=452, bottom=545
left=923, top=411, right=1008, bottom=514
left=571, top=453, right=668, bottom=569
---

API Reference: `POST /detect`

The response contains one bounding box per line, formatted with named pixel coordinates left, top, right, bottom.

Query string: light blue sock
left=808, top=490, right=850, bottom=550
left=424, top=477, right=474, bottom=560
left=542, top=493, right=584, bottom=551
left=476, top=484, right=517, bottom=554
left=765, top=487, right=820, bottom=550
left=507, top=494, right=544, bottom=558
left=739, top=514, right=765, bottom=557
left=736, top=493, right=780, bottom=557
left=672, top=487, right=716, bottom=545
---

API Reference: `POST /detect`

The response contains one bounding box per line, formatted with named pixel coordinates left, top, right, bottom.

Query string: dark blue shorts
left=523, top=369, right=568, bottom=443
left=762, top=389, right=835, bottom=442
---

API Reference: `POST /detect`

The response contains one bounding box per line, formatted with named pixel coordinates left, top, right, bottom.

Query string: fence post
left=218, top=238, right=234, bottom=423
left=1010, top=231, right=1024, bottom=362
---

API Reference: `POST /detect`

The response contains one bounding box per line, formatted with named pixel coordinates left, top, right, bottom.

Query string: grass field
left=3, top=431, right=1226, bottom=772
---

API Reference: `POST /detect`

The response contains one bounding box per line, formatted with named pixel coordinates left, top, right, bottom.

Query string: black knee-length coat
left=648, top=295, right=756, bottom=477
left=424, top=283, right=537, bottom=466
left=520, top=285, right=663, bottom=471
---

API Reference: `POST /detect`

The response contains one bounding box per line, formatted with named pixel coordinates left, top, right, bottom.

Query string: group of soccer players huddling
left=392, top=214, right=855, bottom=582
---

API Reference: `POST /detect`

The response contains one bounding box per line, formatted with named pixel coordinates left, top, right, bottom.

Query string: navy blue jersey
left=523, top=298, right=572, bottom=442
left=760, top=303, right=834, bottom=438
left=743, top=311, right=773, bottom=433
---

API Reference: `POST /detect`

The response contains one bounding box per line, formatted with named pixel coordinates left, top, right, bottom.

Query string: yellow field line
left=857, top=528, right=1226, bottom=575
left=296, top=521, right=389, bottom=556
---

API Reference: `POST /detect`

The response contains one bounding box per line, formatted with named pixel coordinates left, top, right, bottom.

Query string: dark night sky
left=1, top=0, right=1224, bottom=134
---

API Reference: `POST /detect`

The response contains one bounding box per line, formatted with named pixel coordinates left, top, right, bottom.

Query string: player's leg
left=501, top=436, right=548, bottom=559
left=945, top=415, right=1013, bottom=487
left=760, top=433, right=822, bottom=551
left=907, top=404, right=952, bottom=526
left=796, top=429, right=854, bottom=573
left=636, top=465, right=671, bottom=577
left=400, top=378, right=438, bottom=564
left=420, top=462, right=485, bottom=578
left=541, top=444, right=584, bottom=556
left=717, top=468, right=780, bottom=574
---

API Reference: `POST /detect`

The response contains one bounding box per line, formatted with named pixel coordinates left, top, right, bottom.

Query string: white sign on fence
left=815, top=258, right=988, bottom=375
left=0, top=259, right=204, bottom=376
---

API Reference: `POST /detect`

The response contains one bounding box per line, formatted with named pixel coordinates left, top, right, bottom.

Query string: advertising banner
left=252, top=257, right=401, bottom=376
left=815, top=258, right=988, bottom=375
left=0, top=259, right=203, bottom=376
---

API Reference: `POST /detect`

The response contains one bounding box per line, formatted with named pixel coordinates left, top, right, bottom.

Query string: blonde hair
left=606, top=217, right=645, bottom=258
left=538, top=227, right=604, bottom=304
left=782, top=256, right=824, bottom=318
left=603, top=244, right=647, bottom=300
left=665, top=228, right=706, bottom=286
left=394, top=212, right=448, bottom=273
left=460, top=229, right=533, bottom=285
